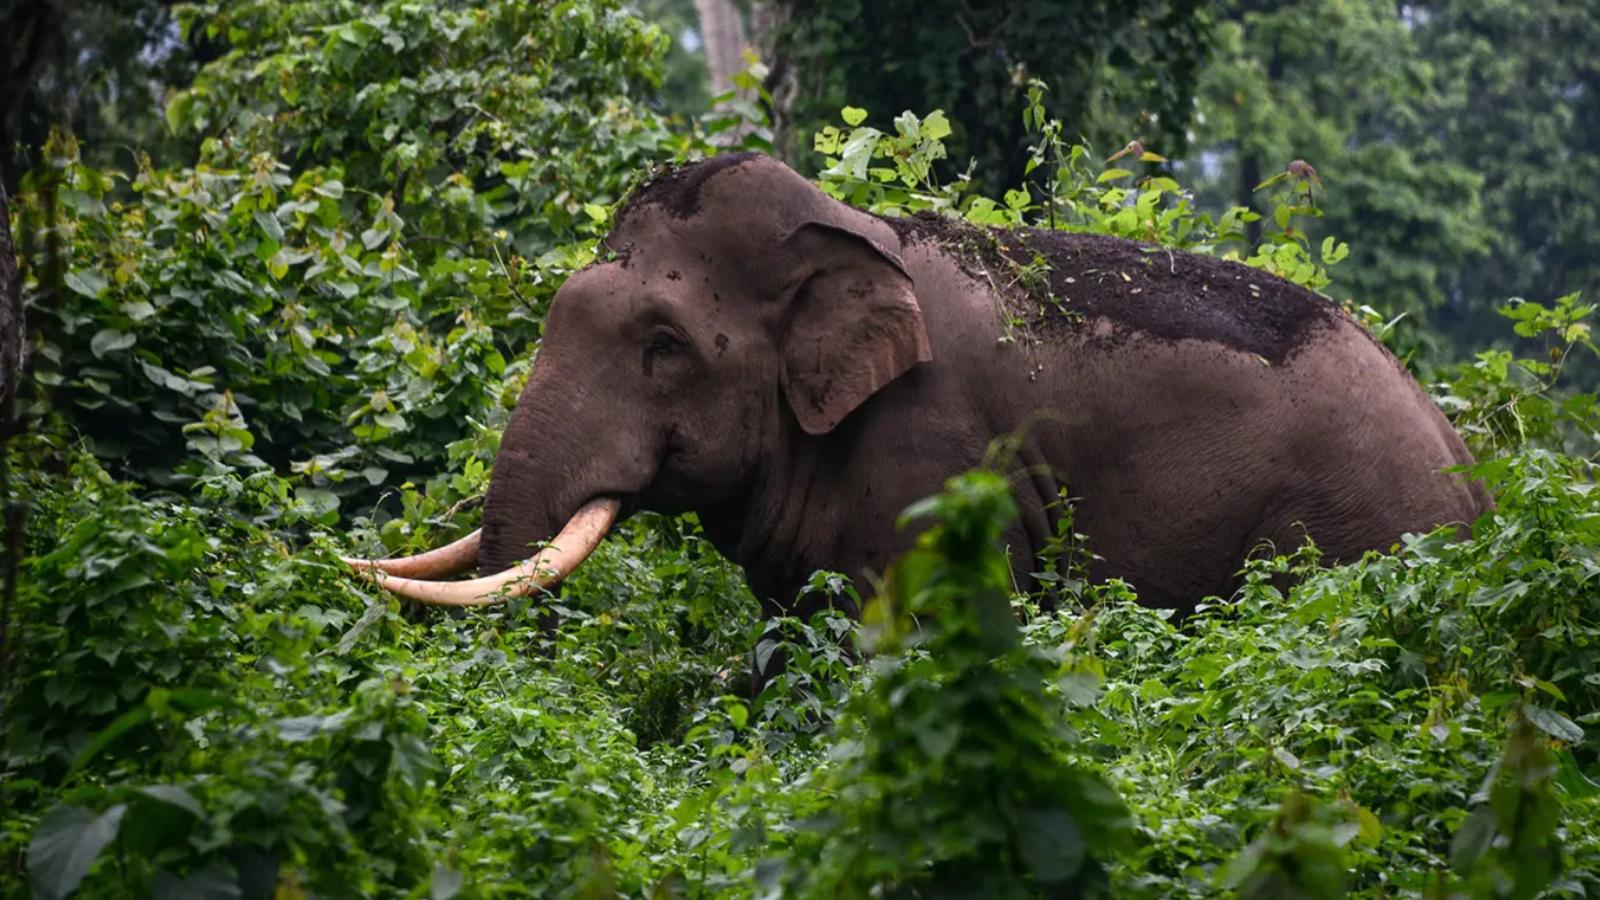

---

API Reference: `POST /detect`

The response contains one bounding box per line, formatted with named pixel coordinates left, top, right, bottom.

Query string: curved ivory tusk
left=343, top=529, right=482, bottom=579
left=353, top=498, right=620, bottom=607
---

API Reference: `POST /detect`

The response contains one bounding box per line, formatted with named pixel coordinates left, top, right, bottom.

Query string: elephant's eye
left=646, top=330, right=683, bottom=357
left=642, top=328, right=687, bottom=377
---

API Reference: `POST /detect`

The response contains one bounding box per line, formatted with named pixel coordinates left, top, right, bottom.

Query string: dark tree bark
left=751, top=1, right=797, bottom=161
left=1241, top=49, right=1287, bottom=249
left=0, top=178, right=22, bottom=829
left=0, top=184, right=23, bottom=407
left=1240, top=148, right=1263, bottom=248
left=0, top=0, right=66, bottom=192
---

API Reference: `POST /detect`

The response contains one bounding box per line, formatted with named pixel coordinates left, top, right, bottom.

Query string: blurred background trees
left=1184, top=0, right=1597, bottom=358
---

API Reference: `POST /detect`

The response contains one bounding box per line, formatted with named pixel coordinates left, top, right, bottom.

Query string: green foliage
left=1220, top=791, right=1354, bottom=900
left=168, top=0, right=675, bottom=249
left=788, top=472, right=1132, bottom=896
left=1052, top=447, right=1599, bottom=897
left=6, top=444, right=442, bottom=896
left=811, top=98, right=1346, bottom=297
left=15, top=0, right=690, bottom=517
left=770, top=0, right=1214, bottom=193
left=1435, top=292, right=1600, bottom=459
left=0, top=0, right=207, bottom=190
left=20, top=132, right=514, bottom=501
left=1449, top=710, right=1567, bottom=900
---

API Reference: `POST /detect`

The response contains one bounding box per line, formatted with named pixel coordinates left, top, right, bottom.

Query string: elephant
left=347, top=152, right=1487, bottom=622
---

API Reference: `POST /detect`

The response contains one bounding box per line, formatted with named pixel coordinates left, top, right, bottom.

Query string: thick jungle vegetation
left=1, top=0, right=1596, bottom=897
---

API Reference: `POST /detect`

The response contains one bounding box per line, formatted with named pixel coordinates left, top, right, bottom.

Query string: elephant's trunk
left=347, top=497, right=619, bottom=606
left=348, top=309, right=648, bottom=605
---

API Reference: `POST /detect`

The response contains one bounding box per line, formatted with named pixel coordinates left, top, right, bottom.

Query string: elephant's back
left=885, top=213, right=1344, bottom=366
left=1006, top=228, right=1345, bottom=366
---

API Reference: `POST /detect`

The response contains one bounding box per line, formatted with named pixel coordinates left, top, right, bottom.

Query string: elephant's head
left=347, top=153, right=931, bottom=603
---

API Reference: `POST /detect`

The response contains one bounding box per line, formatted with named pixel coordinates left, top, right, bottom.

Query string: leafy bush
left=786, top=470, right=1133, bottom=897
left=14, top=0, right=687, bottom=523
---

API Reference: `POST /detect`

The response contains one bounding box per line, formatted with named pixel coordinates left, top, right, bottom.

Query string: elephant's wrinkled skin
left=458, top=152, right=1484, bottom=616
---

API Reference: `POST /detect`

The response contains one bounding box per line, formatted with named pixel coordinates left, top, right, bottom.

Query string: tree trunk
left=0, top=183, right=22, bottom=407
left=0, top=169, right=23, bottom=830
left=694, top=0, right=747, bottom=98
left=750, top=1, right=797, bottom=161
left=1240, top=149, right=1262, bottom=248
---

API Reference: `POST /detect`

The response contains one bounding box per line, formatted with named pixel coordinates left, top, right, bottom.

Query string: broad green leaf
left=164, top=92, right=189, bottom=132
left=29, top=804, right=127, bottom=900
left=70, top=706, right=152, bottom=774
left=276, top=710, right=349, bottom=742
left=90, top=329, right=135, bottom=358
left=136, top=785, right=205, bottom=819
left=253, top=210, right=284, bottom=243
left=892, top=110, right=920, bottom=140
left=1524, top=706, right=1583, bottom=743
left=153, top=865, right=240, bottom=900
left=122, top=300, right=157, bottom=321
left=294, top=487, right=341, bottom=518
left=1450, top=806, right=1496, bottom=875
left=65, top=268, right=109, bottom=298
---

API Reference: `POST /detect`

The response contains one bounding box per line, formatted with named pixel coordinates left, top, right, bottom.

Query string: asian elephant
left=347, top=152, right=1486, bottom=621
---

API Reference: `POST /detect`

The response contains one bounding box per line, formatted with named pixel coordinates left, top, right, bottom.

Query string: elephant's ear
left=779, top=221, right=932, bottom=436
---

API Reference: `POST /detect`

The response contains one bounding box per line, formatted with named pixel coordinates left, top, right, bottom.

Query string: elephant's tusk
left=351, top=497, right=620, bottom=607
left=343, top=528, right=482, bottom=579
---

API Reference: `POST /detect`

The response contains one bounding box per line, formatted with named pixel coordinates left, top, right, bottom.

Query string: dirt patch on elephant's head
left=614, top=152, right=765, bottom=225
left=887, top=212, right=1339, bottom=365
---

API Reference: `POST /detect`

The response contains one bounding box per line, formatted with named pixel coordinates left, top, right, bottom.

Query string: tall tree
left=0, top=185, right=22, bottom=407
left=694, top=0, right=749, bottom=96
left=0, top=178, right=23, bottom=792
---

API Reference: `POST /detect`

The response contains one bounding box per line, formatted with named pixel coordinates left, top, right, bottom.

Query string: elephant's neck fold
left=697, top=434, right=848, bottom=609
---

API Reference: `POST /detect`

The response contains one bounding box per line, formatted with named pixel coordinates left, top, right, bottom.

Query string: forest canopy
left=1, top=0, right=1598, bottom=897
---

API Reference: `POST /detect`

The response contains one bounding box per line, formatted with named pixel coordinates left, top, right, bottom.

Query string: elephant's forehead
left=555, top=254, right=739, bottom=325
left=609, top=207, right=781, bottom=263
left=596, top=223, right=790, bottom=301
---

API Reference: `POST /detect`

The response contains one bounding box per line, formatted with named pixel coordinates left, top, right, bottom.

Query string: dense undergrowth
left=4, top=1, right=1600, bottom=897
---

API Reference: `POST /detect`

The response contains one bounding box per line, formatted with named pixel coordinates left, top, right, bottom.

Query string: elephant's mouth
left=343, top=496, right=622, bottom=607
